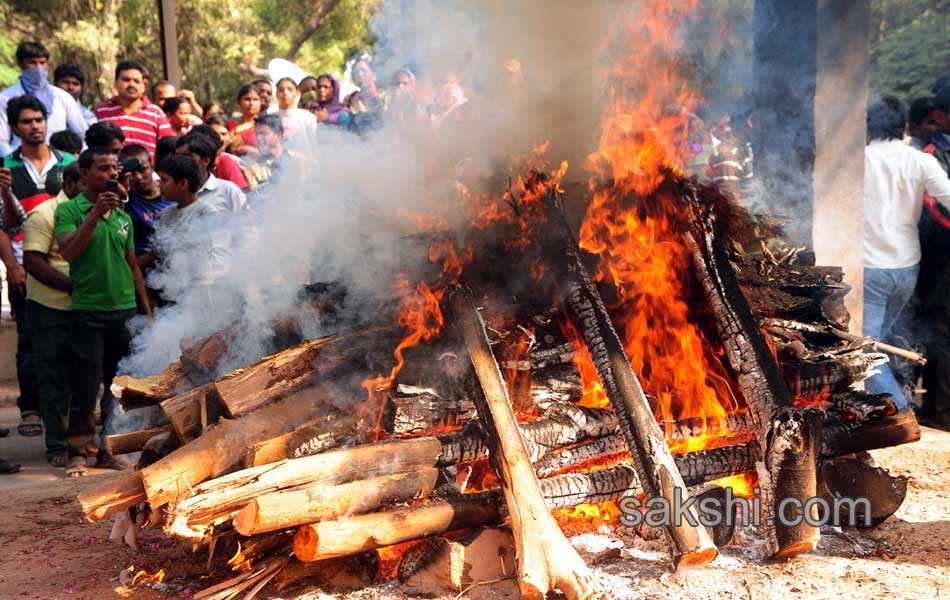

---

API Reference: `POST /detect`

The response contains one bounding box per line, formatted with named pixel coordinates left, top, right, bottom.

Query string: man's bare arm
left=136, top=249, right=157, bottom=271
left=57, top=193, right=121, bottom=262
left=23, top=250, right=71, bottom=293
left=0, top=230, right=25, bottom=292
left=126, top=248, right=152, bottom=320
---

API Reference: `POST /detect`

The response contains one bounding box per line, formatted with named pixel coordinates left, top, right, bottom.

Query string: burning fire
left=127, top=566, right=166, bottom=587
left=711, top=472, right=758, bottom=499
left=555, top=501, right=622, bottom=533
left=567, top=0, right=744, bottom=454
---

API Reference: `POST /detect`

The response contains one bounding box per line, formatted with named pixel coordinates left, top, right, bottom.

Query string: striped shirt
left=93, top=96, right=171, bottom=157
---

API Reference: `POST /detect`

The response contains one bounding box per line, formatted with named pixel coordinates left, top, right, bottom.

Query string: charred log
left=682, top=180, right=822, bottom=558
left=540, top=187, right=718, bottom=568
left=822, top=408, right=921, bottom=458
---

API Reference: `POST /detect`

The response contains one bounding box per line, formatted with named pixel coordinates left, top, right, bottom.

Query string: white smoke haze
left=119, top=0, right=617, bottom=378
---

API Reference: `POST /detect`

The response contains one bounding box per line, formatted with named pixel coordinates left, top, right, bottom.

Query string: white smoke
left=119, top=0, right=614, bottom=377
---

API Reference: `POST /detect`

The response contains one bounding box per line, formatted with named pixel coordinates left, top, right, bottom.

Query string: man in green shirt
left=54, top=147, right=151, bottom=474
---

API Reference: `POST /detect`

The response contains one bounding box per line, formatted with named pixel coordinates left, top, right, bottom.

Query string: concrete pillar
left=753, top=0, right=869, bottom=332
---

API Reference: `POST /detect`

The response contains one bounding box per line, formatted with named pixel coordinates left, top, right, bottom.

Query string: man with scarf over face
left=0, top=41, right=88, bottom=156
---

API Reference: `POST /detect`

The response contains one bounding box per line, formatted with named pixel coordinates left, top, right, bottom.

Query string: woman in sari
left=228, top=83, right=262, bottom=158
left=312, top=74, right=352, bottom=127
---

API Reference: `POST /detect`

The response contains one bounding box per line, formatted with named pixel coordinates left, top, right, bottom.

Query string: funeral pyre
left=80, top=158, right=918, bottom=599
left=78, top=6, right=919, bottom=600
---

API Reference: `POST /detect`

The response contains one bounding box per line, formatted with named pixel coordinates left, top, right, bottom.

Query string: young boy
left=152, top=155, right=225, bottom=306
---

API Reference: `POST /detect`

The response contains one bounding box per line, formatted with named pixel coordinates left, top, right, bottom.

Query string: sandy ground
left=1, top=382, right=948, bottom=600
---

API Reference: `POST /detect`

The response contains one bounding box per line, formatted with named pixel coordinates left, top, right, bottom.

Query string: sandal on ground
left=65, top=456, right=87, bottom=477
left=0, top=458, right=21, bottom=474
left=17, top=415, right=43, bottom=437
left=95, top=451, right=130, bottom=471
left=48, top=452, right=70, bottom=469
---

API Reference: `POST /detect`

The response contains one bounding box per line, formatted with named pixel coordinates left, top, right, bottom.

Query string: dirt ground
left=1, top=383, right=948, bottom=600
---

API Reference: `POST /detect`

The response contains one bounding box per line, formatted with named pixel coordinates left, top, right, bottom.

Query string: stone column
left=754, top=0, right=869, bottom=332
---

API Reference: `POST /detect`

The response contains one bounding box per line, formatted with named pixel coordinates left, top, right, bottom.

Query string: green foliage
left=870, top=10, right=950, bottom=99
left=0, top=0, right=377, bottom=111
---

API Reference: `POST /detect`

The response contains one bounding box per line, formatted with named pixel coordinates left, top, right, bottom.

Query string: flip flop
left=65, top=456, right=87, bottom=478
left=48, top=451, right=70, bottom=469
left=17, top=416, right=43, bottom=437
left=0, top=458, right=20, bottom=474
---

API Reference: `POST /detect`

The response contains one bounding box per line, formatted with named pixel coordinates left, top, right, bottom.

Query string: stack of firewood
left=79, top=174, right=920, bottom=599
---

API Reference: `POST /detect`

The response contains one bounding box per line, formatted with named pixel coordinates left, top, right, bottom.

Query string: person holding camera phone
left=53, top=147, right=151, bottom=475
left=118, top=144, right=174, bottom=266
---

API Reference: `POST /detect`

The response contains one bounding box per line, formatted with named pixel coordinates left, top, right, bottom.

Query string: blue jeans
left=862, top=264, right=919, bottom=408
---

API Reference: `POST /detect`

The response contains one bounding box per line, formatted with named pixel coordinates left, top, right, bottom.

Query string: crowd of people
left=0, top=40, right=475, bottom=476
left=0, top=37, right=948, bottom=475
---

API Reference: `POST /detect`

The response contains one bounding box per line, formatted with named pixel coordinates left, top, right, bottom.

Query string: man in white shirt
left=864, top=95, right=950, bottom=407
left=150, top=154, right=224, bottom=305
left=0, top=42, right=88, bottom=156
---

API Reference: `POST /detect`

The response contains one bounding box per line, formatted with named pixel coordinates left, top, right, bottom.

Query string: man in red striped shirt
left=94, top=61, right=171, bottom=159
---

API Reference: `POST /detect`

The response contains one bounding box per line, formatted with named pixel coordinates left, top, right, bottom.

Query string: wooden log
left=212, top=336, right=335, bottom=417
left=519, top=403, right=617, bottom=462
left=233, top=468, right=439, bottom=536
left=180, top=331, right=230, bottom=379
left=812, top=390, right=896, bottom=420
left=535, top=436, right=760, bottom=484
left=292, top=463, right=650, bottom=563
left=242, top=410, right=363, bottom=468
left=400, top=527, right=516, bottom=593
left=660, top=412, right=755, bottom=441
left=227, top=531, right=294, bottom=569
left=212, top=326, right=397, bottom=419
left=541, top=188, right=718, bottom=568
left=163, top=428, right=482, bottom=540
left=500, top=342, right=576, bottom=371
left=683, top=180, right=822, bottom=558
left=141, top=384, right=338, bottom=508
left=818, top=457, right=908, bottom=527
left=104, top=426, right=171, bottom=456
left=384, top=385, right=475, bottom=435
left=159, top=384, right=224, bottom=443
left=821, top=408, right=920, bottom=457
left=77, top=471, right=146, bottom=522
left=294, top=494, right=504, bottom=563
left=781, top=352, right=888, bottom=399
left=763, top=317, right=927, bottom=365
left=272, top=554, right=379, bottom=592
left=449, top=288, right=595, bottom=600
left=112, top=361, right=196, bottom=409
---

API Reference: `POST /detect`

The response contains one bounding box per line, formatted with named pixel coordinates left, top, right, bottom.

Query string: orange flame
left=130, top=567, right=166, bottom=586
left=710, top=472, right=758, bottom=499
left=571, top=0, right=743, bottom=454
